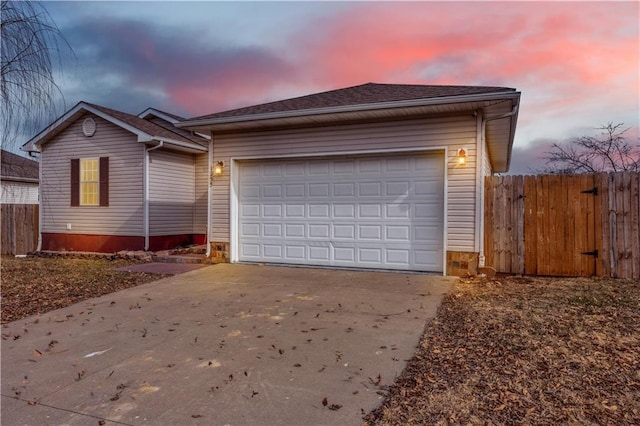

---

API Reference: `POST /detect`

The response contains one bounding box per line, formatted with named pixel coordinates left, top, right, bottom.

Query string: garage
left=236, top=151, right=445, bottom=272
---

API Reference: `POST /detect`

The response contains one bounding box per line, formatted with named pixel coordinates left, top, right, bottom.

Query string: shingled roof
left=192, top=82, right=516, bottom=120
left=1, top=149, right=39, bottom=181
left=85, top=103, right=206, bottom=147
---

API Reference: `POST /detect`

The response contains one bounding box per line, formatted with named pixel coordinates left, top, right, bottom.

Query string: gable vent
left=82, top=117, right=96, bottom=137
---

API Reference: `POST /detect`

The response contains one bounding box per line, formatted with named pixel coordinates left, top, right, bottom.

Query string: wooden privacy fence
left=1, top=204, right=39, bottom=255
left=485, top=172, right=639, bottom=279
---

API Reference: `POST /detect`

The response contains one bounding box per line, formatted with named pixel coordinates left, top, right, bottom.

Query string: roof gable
left=137, top=108, right=186, bottom=124
left=22, top=102, right=207, bottom=154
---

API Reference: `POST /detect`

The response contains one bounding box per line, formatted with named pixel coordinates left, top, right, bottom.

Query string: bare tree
left=1, top=0, right=72, bottom=150
left=541, top=123, right=640, bottom=174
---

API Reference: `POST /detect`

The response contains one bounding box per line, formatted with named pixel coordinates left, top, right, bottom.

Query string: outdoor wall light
left=213, top=161, right=224, bottom=176
left=457, top=148, right=467, bottom=166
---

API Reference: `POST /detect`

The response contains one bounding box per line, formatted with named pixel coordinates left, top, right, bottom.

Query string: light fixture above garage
left=457, top=148, right=467, bottom=166
left=213, top=161, right=224, bottom=176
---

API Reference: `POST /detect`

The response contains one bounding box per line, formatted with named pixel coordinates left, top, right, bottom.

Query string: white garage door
left=237, top=152, right=444, bottom=272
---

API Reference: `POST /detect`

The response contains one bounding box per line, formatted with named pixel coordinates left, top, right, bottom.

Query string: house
left=23, top=83, right=521, bottom=275
left=1, top=149, right=39, bottom=204
left=178, top=83, right=520, bottom=275
left=21, top=102, right=209, bottom=252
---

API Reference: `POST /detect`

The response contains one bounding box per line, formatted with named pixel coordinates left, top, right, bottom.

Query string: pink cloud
left=292, top=1, right=638, bottom=93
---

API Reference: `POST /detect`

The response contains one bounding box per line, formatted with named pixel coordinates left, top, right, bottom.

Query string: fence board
left=523, top=176, right=537, bottom=274
left=484, top=172, right=639, bottom=278
left=631, top=172, right=640, bottom=279
left=1, top=204, right=39, bottom=255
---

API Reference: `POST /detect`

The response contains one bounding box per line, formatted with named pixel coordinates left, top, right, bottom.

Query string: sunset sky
left=38, top=1, right=640, bottom=173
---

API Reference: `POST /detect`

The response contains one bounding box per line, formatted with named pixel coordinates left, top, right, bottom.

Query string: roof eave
left=1, top=176, right=39, bottom=184
left=178, top=90, right=519, bottom=131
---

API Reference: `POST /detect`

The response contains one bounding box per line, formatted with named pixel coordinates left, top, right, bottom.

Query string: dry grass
left=365, top=275, right=640, bottom=425
left=1, top=256, right=166, bottom=323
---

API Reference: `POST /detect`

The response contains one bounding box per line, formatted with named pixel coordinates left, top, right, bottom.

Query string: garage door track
left=2, top=264, right=453, bottom=425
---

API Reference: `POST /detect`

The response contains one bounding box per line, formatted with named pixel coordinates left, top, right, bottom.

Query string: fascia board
left=178, top=91, right=521, bottom=129
left=137, top=136, right=208, bottom=152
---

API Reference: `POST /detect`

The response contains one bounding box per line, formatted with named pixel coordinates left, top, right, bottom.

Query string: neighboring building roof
left=1, top=149, right=39, bottom=183
left=179, top=82, right=520, bottom=173
left=190, top=82, right=516, bottom=120
left=22, top=102, right=208, bottom=154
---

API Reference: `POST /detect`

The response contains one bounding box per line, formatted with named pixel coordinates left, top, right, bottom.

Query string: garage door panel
left=285, top=204, right=305, bottom=217
left=333, top=204, right=355, bottom=218
left=309, top=246, right=330, bottom=261
left=309, top=204, right=329, bottom=218
left=386, top=203, right=410, bottom=218
left=359, top=224, right=382, bottom=240
left=359, top=182, right=382, bottom=197
left=285, top=184, right=305, bottom=197
left=241, top=223, right=260, bottom=237
left=333, top=224, right=355, bottom=240
left=386, top=158, right=411, bottom=172
left=309, top=183, right=329, bottom=197
left=309, top=224, right=330, bottom=239
left=285, top=223, right=305, bottom=238
left=264, top=244, right=282, bottom=258
left=238, top=153, right=444, bottom=272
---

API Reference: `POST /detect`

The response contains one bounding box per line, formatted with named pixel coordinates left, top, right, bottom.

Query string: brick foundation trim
left=42, top=233, right=207, bottom=253
left=148, top=234, right=206, bottom=251
left=42, top=233, right=144, bottom=253
left=446, top=251, right=479, bottom=276
left=209, top=241, right=230, bottom=263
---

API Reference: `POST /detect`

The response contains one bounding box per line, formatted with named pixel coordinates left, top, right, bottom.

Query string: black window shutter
left=70, top=158, right=80, bottom=206
left=99, top=157, right=109, bottom=207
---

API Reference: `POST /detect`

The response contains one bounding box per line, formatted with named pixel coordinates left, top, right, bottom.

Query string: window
left=71, top=157, right=109, bottom=207
left=80, top=158, right=99, bottom=205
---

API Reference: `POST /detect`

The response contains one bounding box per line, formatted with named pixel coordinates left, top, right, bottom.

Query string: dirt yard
left=2, top=257, right=638, bottom=423
left=1, top=256, right=166, bottom=323
left=365, top=275, right=640, bottom=425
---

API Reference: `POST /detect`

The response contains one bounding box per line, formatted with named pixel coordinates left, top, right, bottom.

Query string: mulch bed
left=1, top=256, right=168, bottom=323
left=365, top=275, right=640, bottom=425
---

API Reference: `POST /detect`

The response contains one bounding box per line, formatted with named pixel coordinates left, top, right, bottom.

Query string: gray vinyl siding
left=211, top=115, right=479, bottom=252
left=148, top=149, right=197, bottom=236
left=194, top=153, right=208, bottom=234
left=483, top=139, right=493, bottom=177
left=41, top=113, right=144, bottom=236
left=1, top=181, right=39, bottom=204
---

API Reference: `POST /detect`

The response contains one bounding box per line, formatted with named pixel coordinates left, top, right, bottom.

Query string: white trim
left=144, top=141, right=164, bottom=250
left=36, top=155, right=43, bottom=251
left=137, top=136, right=207, bottom=153
left=229, top=157, right=240, bottom=262
left=228, top=146, right=447, bottom=275
left=442, top=147, right=449, bottom=276
left=205, top=135, right=213, bottom=257
left=179, top=91, right=520, bottom=128
left=229, top=145, right=448, bottom=162
left=477, top=111, right=486, bottom=267
left=474, top=110, right=483, bottom=254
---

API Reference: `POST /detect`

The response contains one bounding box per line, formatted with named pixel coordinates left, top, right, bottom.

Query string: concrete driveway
left=1, top=264, right=453, bottom=426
